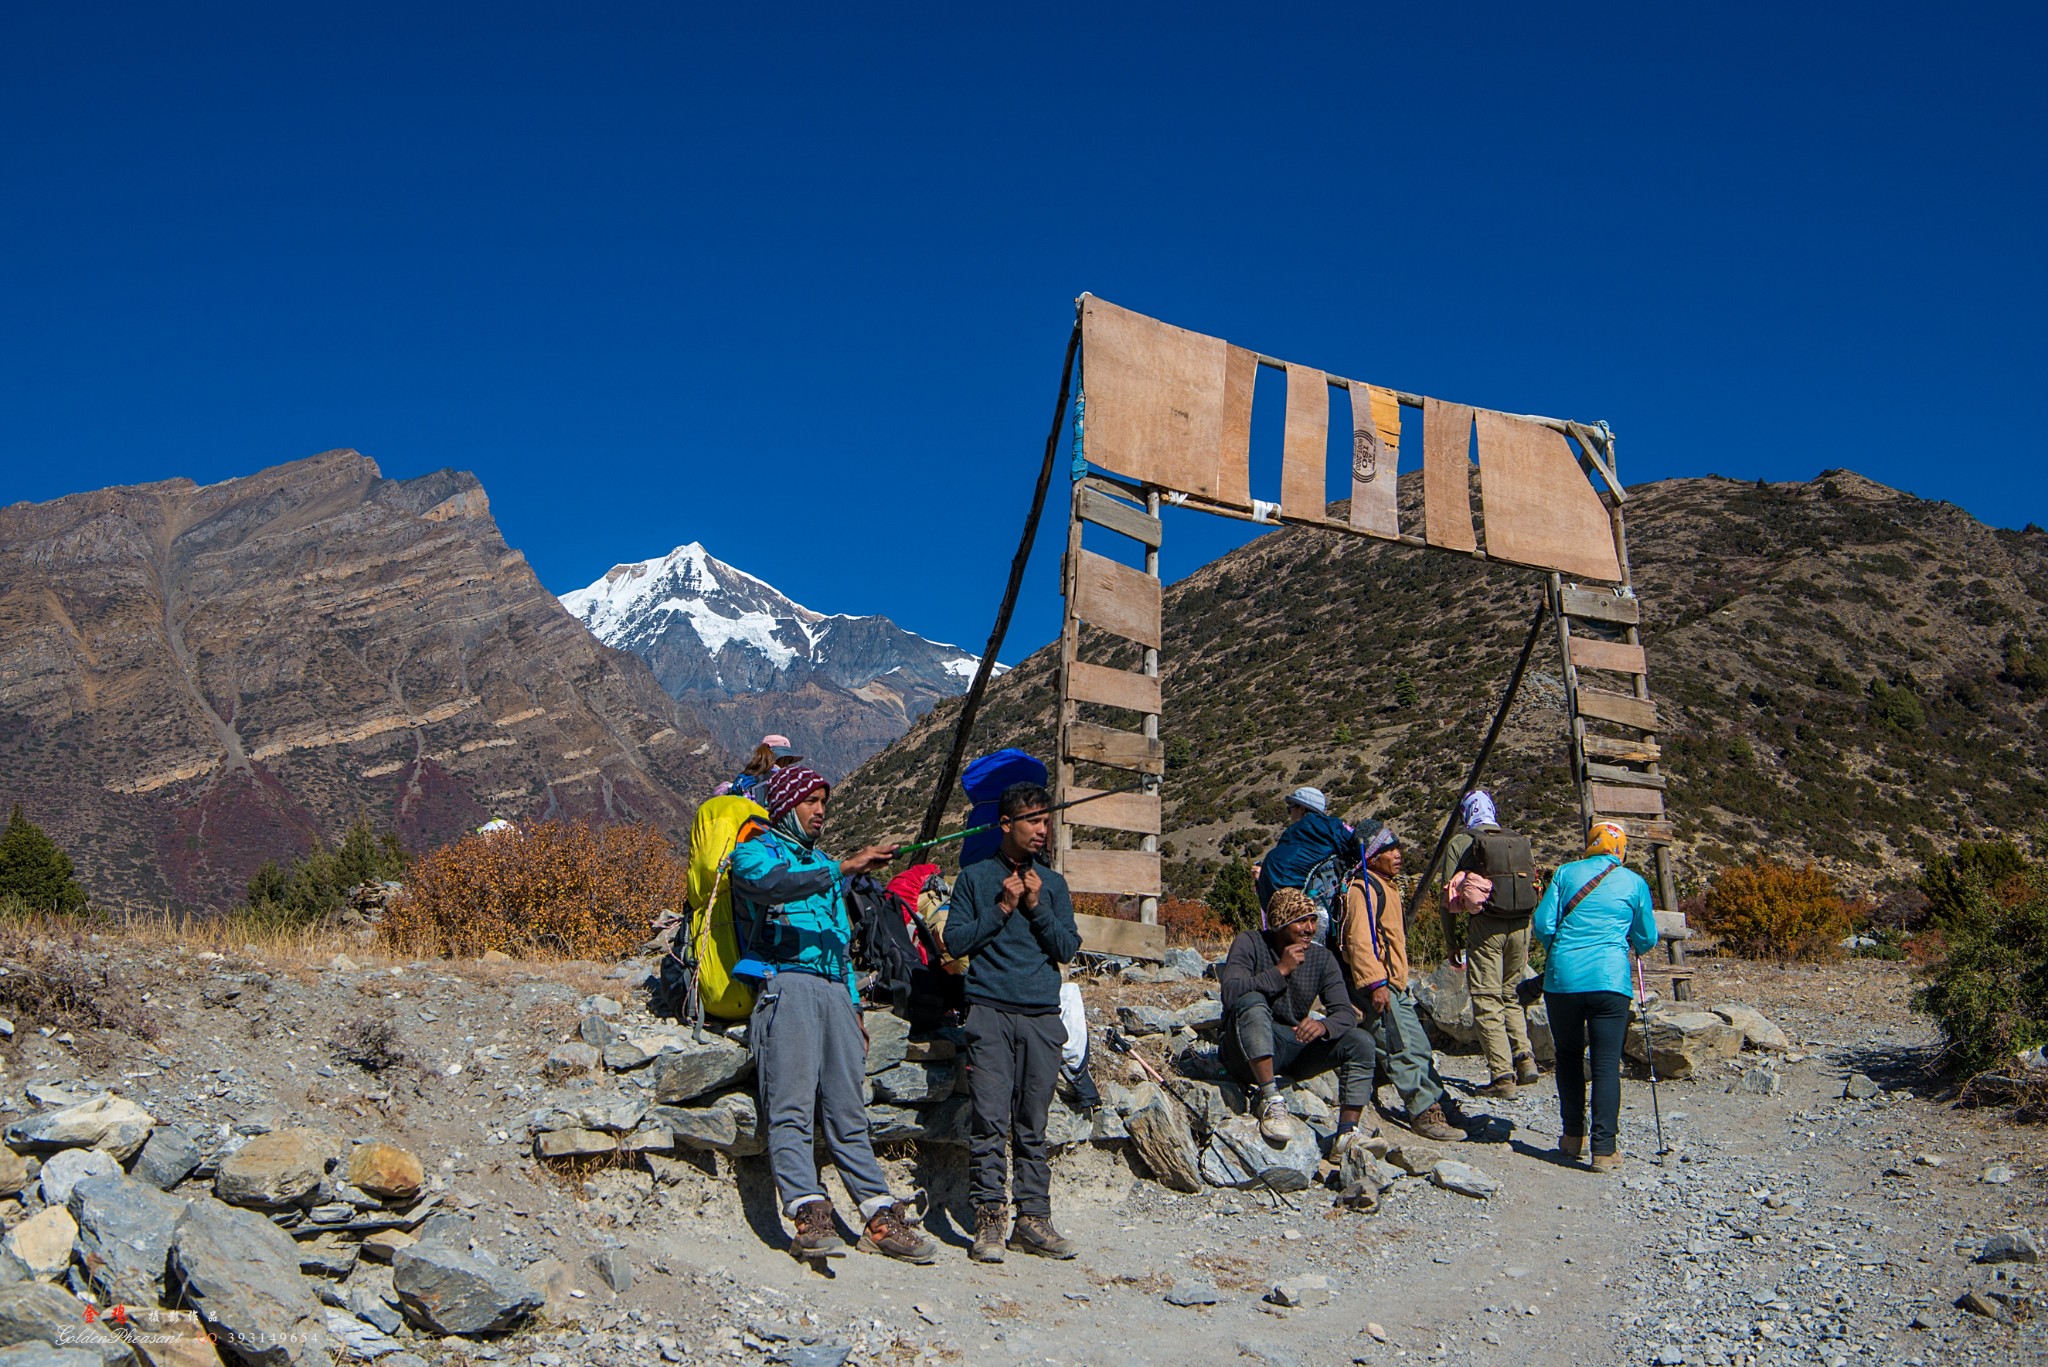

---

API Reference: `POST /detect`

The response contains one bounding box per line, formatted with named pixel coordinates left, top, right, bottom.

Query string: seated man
left=1338, top=821, right=1463, bottom=1142
left=1217, top=887, right=1373, bottom=1144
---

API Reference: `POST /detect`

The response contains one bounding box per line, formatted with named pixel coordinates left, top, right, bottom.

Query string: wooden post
left=1052, top=486, right=1083, bottom=878
left=1410, top=597, right=1551, bottom=923
left=1139, top=486, right=1162, bottom=926
left=1549, top=572, right=1592, bottom=837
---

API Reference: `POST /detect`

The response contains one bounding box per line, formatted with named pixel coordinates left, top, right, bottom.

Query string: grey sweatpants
left=1219, top=992, right=1375, bottom=1107
left=750, top=969, right=892, bottom=1218
left=1358, top=984, right=1445, bottom=1116
left=964, top=1003, right=1066, bottom=1218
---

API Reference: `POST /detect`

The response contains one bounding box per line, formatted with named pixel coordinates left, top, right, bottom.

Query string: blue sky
left=5, top=4, right=2042, bottom=659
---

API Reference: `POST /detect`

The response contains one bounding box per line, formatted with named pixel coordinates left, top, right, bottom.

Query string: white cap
left=1284, top=786, right=1328, bottom=815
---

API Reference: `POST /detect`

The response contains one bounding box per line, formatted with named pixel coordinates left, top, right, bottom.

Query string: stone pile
left=0, top=1088, right=540, bottom=1365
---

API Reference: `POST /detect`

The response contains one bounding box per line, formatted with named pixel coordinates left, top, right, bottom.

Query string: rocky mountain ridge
left=0, top=451, right=727, bottom=911
left=561, top=542, right=992, bottom=779
left=834, top=469, right=2048, bottom=895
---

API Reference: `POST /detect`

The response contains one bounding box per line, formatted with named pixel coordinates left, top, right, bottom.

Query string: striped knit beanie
left=764, top=764, right=829, bottom=822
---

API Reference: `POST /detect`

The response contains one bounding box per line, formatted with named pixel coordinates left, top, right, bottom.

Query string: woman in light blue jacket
left=1532, top=821, right=1659, bottom=1172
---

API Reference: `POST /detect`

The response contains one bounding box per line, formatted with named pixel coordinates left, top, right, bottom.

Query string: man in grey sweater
left=943, top=782, right=1082, bottom=1264
left=1219, top=887, right=1372, bottom=1145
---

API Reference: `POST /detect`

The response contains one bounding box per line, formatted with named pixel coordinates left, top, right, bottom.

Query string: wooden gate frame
left=1046, top=298, right=1687, bottom=985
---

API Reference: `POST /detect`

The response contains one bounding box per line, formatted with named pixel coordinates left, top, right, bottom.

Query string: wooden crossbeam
left=1077, top=485, right=1162, bottom=547
left=1590, top=782, right=1664, bottom=816
left=1559, top=588, right=1641, bottom=626
left=1577, top=688, right=1660, bottom=732
left=1065, top=848, right=1163, bottom=897
left=1071, top=549, right=1162, bottom=648
left=1066, top=661, right=1162, bottom=715
left=1568, top=637, right=1648, bottom=676
left=1065, top=721, right=1164, bottom=774
left=1075, top=911, right=1167, bottom=961
left=1581, top=733, right=1662, bottom=763
left=1585, top=762, right=1668, bottom=790
left=1063, top=786, right=1161, bottom=835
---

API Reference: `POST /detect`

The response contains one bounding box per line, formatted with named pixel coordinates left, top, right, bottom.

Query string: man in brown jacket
left=1338, top=821, right=1463, bottom=1143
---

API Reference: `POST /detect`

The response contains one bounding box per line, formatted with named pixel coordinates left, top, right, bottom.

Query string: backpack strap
left=1558, top=860, right=1618, bottom=926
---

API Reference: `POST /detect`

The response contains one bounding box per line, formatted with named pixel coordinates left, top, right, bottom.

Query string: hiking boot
left=1590, top=1152, right=1624, bottom=1174
left=859, top=1200, right=938, bottom=1264
left=789, top=1200, right=847, bottom=1260
left=1008, top=1214, right=1077, bottom=1260
left=1513, top=1052, right=1540, bottom=1086
left=1408, top=1103, right=1464, bottom=1143
left=1558, top=1133, right=1584, bottom=1161
left=970, top=1203, right=1008, bottom=1264
left=1475, top=1074, right=1519, bottom=1101
left=1256, top=1091, right=1299, bottom=1144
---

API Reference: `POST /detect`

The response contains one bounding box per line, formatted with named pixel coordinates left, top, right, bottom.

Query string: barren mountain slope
left=834, top=470, right=2048, bottom=895
left=0, top=451, right=727, bottom=911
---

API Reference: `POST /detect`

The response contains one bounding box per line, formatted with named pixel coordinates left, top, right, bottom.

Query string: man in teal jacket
left=1531, top=821, right=1659, bottom=1172
left=730, top=763, right=936, bottom=1262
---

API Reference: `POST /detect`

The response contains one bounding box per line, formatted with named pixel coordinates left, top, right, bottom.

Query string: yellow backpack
left=683, top=794, right=771, bottom=1022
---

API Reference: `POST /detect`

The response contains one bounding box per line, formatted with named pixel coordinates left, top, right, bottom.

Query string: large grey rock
left=1198, top=1117, right=1319, bottom=1192
left=1115, top=1005, right=1180, bottom=1037
left=131, top=1128, right=203, bottom=1191
left=37, top=1149, right=119, bottom=1209
left=213, top=1129, right=334, bottom=1210
left=1430, top=1159, right=1500, bottom=1199
left=1162, top=948, right=1208, bottom=978
left=68, top=1174, right=188, bottom=1307
left=0, top=1284, right=133, bottom=1365
left=390, top=1243, right=542, bottom=1335
left=1842, top=1072, right=1883, bottom=1100
left=588, top=1249, right=631, bottom=1292
left=1978, top=1229, right=2042, bottom=1264
left=1623, top=1012, right=1741, bottom=1080
left=1043, top=1097, right=1094, bottom=1149
left=862, top=1012, right=911, bottom=1074
left=542, top=1042, right=600, bottom=1080
left=652, top=1104, right=734, bottom=1152
left=650, top=1039, right=752, bottom=1104
left=863, top=1105, right=926, bottom=1144
left=549, top=1094, right=648, bottom=1135
left=532, top=1129, right=616, bottom=1160
left=1523, top=997, right=1555, bottom=1065
left=4, top=1096, right=155, bottom=1159
left=1711, top=1003, right=1790, bottom=1053
left=870, top=1063, right=953, bottom=1104
left=1122, top=1086, right=1201, bottom=1193
left=169, top=1197, right=338, bottom=1365
left=319, top=1309, right=401, bottom=1361
left=1410, top=963, right=1480, bottom=1049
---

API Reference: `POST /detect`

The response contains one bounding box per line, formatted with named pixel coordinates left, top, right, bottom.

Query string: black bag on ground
left=1468, top=827, right=1540, bottom=915
left=845, top=874, right=921, bottom=1017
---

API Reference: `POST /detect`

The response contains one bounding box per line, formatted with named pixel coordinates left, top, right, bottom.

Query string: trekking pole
left=888, top=783, right=1149, bottom=860
left=1104, top=1027, right=1299, bottom=1211
left=1632, top=955, right=1672, bottom=1159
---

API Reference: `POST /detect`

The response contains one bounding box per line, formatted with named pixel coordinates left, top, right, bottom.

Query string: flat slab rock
left=68, top=1173, right=189, bottom=1306
left=0, top=1283, right=133, bottom=1366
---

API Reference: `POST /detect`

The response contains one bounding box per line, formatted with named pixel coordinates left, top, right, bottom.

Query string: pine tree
left=1206, top=859, right=1259, bottom=931
left=0, top=805, right=88, bottom=914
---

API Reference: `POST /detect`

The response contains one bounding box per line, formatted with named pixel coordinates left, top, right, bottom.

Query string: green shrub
left=243, top=817, right=408, bottom=929
left=1206, top=859, right=1259, bottom=932
left=1913, top=856, right=2048, bottom=1076
left=0, top=805, right=87, bottom=915
left=1920, top=839, right=2030, bottom=925
left=1700, top=857, right=1852, bottom=961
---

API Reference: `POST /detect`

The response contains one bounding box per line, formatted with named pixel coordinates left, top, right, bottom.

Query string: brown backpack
left=1467, top=828, right=1539, bottom=915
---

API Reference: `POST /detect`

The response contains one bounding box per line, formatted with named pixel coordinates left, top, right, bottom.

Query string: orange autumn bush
left=381, top=820, right=685, bottom=959
left=1699, top=856, right=1853, bottom=962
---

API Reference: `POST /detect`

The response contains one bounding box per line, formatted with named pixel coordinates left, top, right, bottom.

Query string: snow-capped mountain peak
left=560, top=543, right=997, bottom=778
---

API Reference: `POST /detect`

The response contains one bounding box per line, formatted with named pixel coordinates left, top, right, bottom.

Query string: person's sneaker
left=1008, top=1214, right=1077, bottom=1260
left=1590, top=1152, right=1623, bottom=1174
left=1475, top=1074, right=1519, bottom=1101
left=789, top=1200, right=847, bottom=1260
left=970, top=1203, right=1008, bottom=1264
left=1513, top=1053, right=1541, bottom=1086
left=858, top=1199, right=938, bottom=1264
left=1558, top=1133, right=1584, bottom=1161
left=1408, top=1103, right=1464, bottom=1143
left=1256, top=1090, right=1299, bottom=1143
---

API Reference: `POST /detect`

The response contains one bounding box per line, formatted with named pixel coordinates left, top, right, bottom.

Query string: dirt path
left=3, top=943, right=2040, bottom=1366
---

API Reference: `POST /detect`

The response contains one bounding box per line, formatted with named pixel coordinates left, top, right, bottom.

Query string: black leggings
left=1545, top=990, right=1631, bottom=1156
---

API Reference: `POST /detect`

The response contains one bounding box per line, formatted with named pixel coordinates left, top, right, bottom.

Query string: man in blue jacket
left=944, top=782, right=1082, bottom=1264
left=1254, top=787, right=1356, bottom=923
left=730, top=763, right=937, bottom=1263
